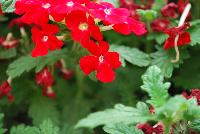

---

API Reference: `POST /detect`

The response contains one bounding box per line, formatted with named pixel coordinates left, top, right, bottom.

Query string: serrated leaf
left=28, top=94, right=60, bottom=126
left=10, top=125, right=39, bottom=134
left=141, top=66, right=170, bottom=107
left=76, top=102, right=151, bottom=129
left=137, top=9, right=157, bottom=22
left=189, top=119, right=200, bottom=132
left=103, top=123, right=143, bottom=134
left=189, top=26, right=200, bottom=46
left=110, top=45, right=151, bottom=67
left=39, top=120, right=60, bottom=134
left=150, top=46, right=190, bottom=78
left=7, top=49, right=67, bottom=78
left=0, top=0, right=16, bottom=13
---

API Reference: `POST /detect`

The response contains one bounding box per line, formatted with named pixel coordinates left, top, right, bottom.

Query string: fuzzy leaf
left=189, top=25, right=200, bottom=46
left=141, top=66, right=170, bottom=107
left=110, top=45, right=151, bottom=67
left=38, top=120, right=60, bottom=134
left=189, top=119, right=200, bottom=132
left=76, top=102, right=151, bottom=129
left=0, top=48, right=17, bottom=59
left=28, top=94, right=60, bottom=126
left=103, top=123, right=143, bottom=134
left=0, top=0, right=16, bottom=13
left=150, top=46, right=190, bottom=78
left=10, top=125, right=39, bottom=134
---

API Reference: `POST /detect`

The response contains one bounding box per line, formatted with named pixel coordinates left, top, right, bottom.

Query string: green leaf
left=189, top=26, right=200, bottom=46
left=28, top=94, right=60, bottom=126
left=0, top=0, right=16, bottom=13
left=7, top=56, right=37, bottom=78
left=0, top=114, right=6, bottom=134
left=110, top=45, right=151, bottom=67
left=103, top=123, right=143, bottom=134
left=7, top=49, right=67, bottom=78
left=189, top=119, right=200, bottom=132
left=137, top=9, right=157, bottom=22
left=10, top=125, right=39, bottom=134
left=0, top=48, right=16, bottom=59
left=141, top=66, right=170, bottom=107
left=76, top=102, right=151, bottom=129
left=38, top=120, right=60, bottom=134
left=150, top=46, right=190, bottom=78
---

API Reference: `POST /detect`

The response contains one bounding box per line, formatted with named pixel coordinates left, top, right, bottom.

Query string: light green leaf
left=141, top=66, right=170, bottom=107
left=189, top=26, right=200, bottom=46
left=28, top=94, right=60, bottom=126
left=150, top=46, right=190, bottom=78
left=110, top=45, right=151, bottom=67
left=10, top=125, right=39, bottom=134
left=0, top=0, right=16, bottom=13
left=137, top=9, right=157, bottom=22
left=76, top=102, right=151, bottom=129
left=103, top=123, right=143, bottom=134
left=39, top=120, right=60, bottom=134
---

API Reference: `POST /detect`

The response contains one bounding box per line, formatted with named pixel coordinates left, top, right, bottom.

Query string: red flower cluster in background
left=14, top=0, right=147, bottom=82
left=182, top=89, right=200, bottom=105
left=0, top=81, right=14, bottom=101
left=137, top=122, right=164, bottom=134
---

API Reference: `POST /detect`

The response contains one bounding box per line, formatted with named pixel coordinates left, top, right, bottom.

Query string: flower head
left=161, top=2, right=178, bottom=18
left=66, top=10, right=103, bottom=47
left=87, top=2, right=130, bottom=24
left=164, top=23, right=190, bottom=50
left=150, top=18, right=170, bottom=32
left=42, top=86, right=56, bottom=99
left=80, top=41, right=121, bottom=82
left=0, top=81, right=14, bottom=101
left=35, top=68, right=54, bottom=87
left=0, top=33, right=19, bottom=49
left=31, top=24, right=63, bottom=57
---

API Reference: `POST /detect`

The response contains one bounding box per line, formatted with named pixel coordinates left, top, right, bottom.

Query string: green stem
left=164, top=123, right=171, bottom=134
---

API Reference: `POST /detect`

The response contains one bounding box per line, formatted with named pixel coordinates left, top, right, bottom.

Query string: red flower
left=164, top=23, right=190, bottom=50
left=161, top=2, right=178, bottom=18
left=66, top=10, right=103, bottom=47
left=61, top=69, right=74, bottom=80
left=153, top=123, right=164, bottom=134
left=113, top=17, right=147, bottom=36
left=35, top=68, right=54, bottom=87
left=0, top=34, right=19, bottom=49
left=31, top=24, right=63, bottom=57
left=137, top=123, right=154, bottom=134
left=183, top=89, right=200, bottom=105
left=42, top=86, right=56, bottom=99
left=80, top=41, right=121, bottom=83
left=0, top=4, right=2, bottom=15
left=0, top=81, right=14, bottom=101
left=87, top=2, right=130, bottom=24
left=150, top=18, right=170, bottom=32
left=177, top=0, right=191, bottom=20
left=15, top=0, right=61, bottom=25
left=54, top=0, right=87, bottom=15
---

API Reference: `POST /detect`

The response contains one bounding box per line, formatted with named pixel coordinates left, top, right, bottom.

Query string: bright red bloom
left=54, top=0, right=87, bottom=15
left=0, top=4, right=2, bottom=15
left=87, top=2, right=130, bottom=24
left=150, top=18, right=170, bottom=32
left=66, top=10, right=103, bottom=47
left=113, top=17, right=147, bottom=36
left=0, top=81, right=14, bottom=101
left=31, top=24, right=63, bottom=57
left=80, top=41, right=121, bottom=83
left=15, top=0, right=62, bottom=25
left=164, top=23, right=191, bottom=50
left=35, top=68, right=54, bottom=87
left=161, top=2, right=178, bottom=18
left=153, top=123, right=164, bottom=134
left=0, top=34, right=19, bottom=49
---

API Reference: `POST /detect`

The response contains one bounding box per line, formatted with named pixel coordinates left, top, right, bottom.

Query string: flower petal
left=79, top=56, right=98, bottom=75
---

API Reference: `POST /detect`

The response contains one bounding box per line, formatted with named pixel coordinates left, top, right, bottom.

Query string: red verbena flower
left=42, top=86, right=56, bottom=99
left=150, top=18, right=170, bottom=32
left=15, top=0, right=61, bottom=25
left=112, top=17, right=147, bottom=36
left=87, top=2, right=130, bottom=24
left=164, top=23, right=191, bottom=50
left=183, top=89, right=200, bottom=105
left=137, top=123, right=154, bottom=134
left=80, top=41, right=121, bottom=83
left=177, top=0, right=191, bottom=20
left=66, top=10, right=103, bottom=47
left=161, top=2, right=178, bottom=18
left=0, top=4, right=2, bottom=15
left=35, top=68, right=55, bottom=87
left=0, top=81, right=14, bottom=101
left=31, top=24, right=63, bottom=57
left=61, top=69, right=74, bottom=80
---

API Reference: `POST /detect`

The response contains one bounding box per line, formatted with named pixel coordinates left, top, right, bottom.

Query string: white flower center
left=43, top=3, right=51, bottom=9
left=43, top=36, right=48, bottom=42
left=104, top=8, right=111, bottom=15
left=99, top=55, right=104, bottom=63
left=79, top=23, right=88, bottom=31
left=66, top=1, right=74, bottom=7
